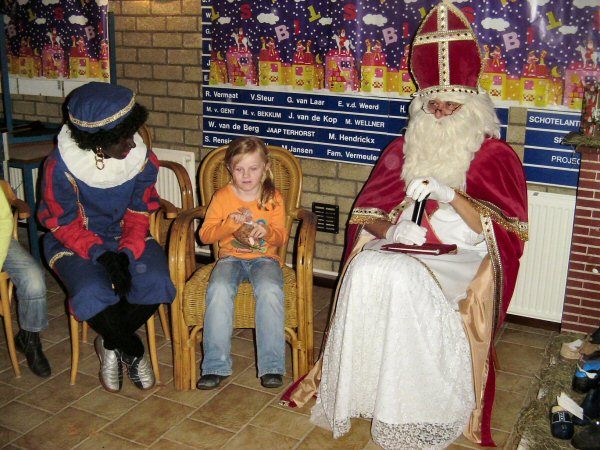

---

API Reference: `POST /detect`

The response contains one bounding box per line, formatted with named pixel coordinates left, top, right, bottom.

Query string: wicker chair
left=169, top=145, right=317, bottom=390
left=0, top=180, right=31, bottom=377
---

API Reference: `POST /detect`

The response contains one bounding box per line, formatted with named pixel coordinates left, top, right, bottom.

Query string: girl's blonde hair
left=225, top=136, right=278, bottom=210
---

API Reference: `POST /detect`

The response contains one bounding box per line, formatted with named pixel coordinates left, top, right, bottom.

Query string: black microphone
left=411, top=195, right=429, bottom=226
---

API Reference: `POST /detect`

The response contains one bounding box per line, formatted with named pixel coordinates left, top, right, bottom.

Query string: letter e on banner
left=382, top=27, right=398, bottom=45
left=503, top=32, right=520, bottom=51
left=275, top=25, right=289, bottom=42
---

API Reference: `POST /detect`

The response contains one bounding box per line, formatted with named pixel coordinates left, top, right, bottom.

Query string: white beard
left=401, top=92, right=500, bottom=189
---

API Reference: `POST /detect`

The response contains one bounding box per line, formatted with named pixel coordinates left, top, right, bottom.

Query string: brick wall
left=1, top=2, right=565, bottom=279
left=563, top=148, right=600, bottom=334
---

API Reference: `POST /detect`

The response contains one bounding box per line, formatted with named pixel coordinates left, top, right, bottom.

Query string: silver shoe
left=122, top=352, right=155, bottom=390
left=94, top=336, right=123, bottom=392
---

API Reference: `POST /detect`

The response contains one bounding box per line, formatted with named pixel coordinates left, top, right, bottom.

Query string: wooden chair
left=0, top=180, right=31, bottom=377
left=69, top=125, right=192, bottom=385
left=168, top=145, right=317, bottom=390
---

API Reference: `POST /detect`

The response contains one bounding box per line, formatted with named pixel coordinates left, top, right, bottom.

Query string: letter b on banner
left=503, top=31, right=520, bottom=51
left=275, top=25, right=289, bottom=42
left=382, top=27, right=398, bottom=45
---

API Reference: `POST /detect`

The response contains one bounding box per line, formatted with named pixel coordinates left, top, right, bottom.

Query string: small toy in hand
left=232, top=208, right=264, bottom=251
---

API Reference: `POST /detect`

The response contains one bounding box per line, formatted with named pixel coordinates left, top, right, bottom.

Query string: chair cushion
left=183, top=263, right=298, bottom=328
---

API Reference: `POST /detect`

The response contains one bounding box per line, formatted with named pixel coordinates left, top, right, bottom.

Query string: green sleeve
left=0, top=190, right=13, bottom=269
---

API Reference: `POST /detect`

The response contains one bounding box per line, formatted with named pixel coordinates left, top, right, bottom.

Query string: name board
left=524, top=109, right=581, bottom=188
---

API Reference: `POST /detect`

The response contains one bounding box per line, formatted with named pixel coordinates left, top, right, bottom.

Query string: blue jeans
left=202, top=257, right=285, bottom=378
left=3, top=239, right=48, bottom=332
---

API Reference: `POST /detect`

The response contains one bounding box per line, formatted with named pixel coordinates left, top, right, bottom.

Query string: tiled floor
left=0, top=253, right=556, bottom=449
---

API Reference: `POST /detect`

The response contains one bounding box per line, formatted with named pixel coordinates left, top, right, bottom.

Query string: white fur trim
left=57, top=125, right=146, bottom=188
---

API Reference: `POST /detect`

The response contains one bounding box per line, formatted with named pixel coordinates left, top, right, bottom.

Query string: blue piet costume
left=38, top=82, right=174, bottom=392
left=38, top=83, right=175, bottom=321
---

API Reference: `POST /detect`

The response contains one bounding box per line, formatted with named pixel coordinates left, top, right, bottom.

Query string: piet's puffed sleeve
left=118, top=150, right=161, bottom=260
left=37, top=154, right=103, bottom=259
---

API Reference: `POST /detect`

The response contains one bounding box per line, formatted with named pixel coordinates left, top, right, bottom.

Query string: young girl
left=197, top=136, right=288, bottom=390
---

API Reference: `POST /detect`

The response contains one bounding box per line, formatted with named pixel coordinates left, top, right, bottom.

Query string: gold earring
left=95, top=147, right=105, bottom=170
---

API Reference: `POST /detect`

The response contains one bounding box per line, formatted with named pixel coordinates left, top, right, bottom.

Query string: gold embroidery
left=456, top=190, right=528, bottom=241
left=349, top=201, right=410, bottom=226
left=48, top=251, right=74, bottom=268
left=69, top=95, right=135, bottom=129
left=481, top=214, right=503, bottom=334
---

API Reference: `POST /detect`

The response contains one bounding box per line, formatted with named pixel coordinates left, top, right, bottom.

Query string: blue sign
left=524, top=109, right=581, bottom=188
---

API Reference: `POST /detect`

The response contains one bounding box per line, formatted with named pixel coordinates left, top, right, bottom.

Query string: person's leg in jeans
left=248, top=257, right=285, bottom=382
left=3, top=239, right=50, bottom=377
left=201, top=258, right=245, bottom=378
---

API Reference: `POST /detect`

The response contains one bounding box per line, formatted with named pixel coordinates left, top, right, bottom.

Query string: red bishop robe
left=345, top=136, right=528, bottom=446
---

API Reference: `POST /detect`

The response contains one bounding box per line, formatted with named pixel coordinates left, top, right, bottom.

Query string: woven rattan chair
left=169, top=145, right=316, bottom=390
left=0, top=180, right=31, bottom=377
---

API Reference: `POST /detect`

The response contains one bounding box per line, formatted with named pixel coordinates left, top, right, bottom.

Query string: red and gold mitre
left=410, top=1, right=483, bottom=96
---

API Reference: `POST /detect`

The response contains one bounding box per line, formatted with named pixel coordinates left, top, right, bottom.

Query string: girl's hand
left=228, top=212, right=246, bottom=224
left=249, top=223, right=268, bottom=239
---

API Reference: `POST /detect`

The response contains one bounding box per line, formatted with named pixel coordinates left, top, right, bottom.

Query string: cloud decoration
left=69, top=15, right=88, bottom=26
left=363, top=14, right=388, bottom=27
left=481, top=17, right=510, bottom=32
left=257, top=13, right=279, bottom=25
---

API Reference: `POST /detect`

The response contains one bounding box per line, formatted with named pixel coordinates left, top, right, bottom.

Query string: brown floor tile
left=42, top=314, right=71, bottom=344
left=109, top=396, right=193, bottom=446
left=298, top=418, right=372, bottom=450
left=251, top=405, right=315, bottom=439
left=0, top=360, right=53, bottom=391
left=153, top=381, right=220, bottom=408
left=495, top=370, right=535, bottom=394
left=0, top=424, right=21, bottom=447
left=37, top=338, right=73, bottom=375
left=18, top=371, right=98, bottom=413
left=13, top=406, right=108, bottom=450
left=231, top=336, right=258, bottom=359
left=191, top=384, right=274, bottom=431
left=491, top=389, right=528, bottom=432
left=0, top=401, right=51, bottom=433
left=225, top=424, right=299, bottom=449
left=499, top=327, right=554, bottom=349
left=0, top=255, right=556, bottom=450
left=0, top=383, right=25, bottom=407
left=77, top=432, right=146, bottom=449
left=149, top=438, right=196, bottom=449
left=164, top=418, right=235, bottom=448
left=495, top=341, right=545, bottom=376
left=73, top=389, right=137, bottom=420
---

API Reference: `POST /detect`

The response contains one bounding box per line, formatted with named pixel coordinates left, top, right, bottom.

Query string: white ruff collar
left=57, top=125, right=147, bottom=188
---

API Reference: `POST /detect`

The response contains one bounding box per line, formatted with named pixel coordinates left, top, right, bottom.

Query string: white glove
left=385, top=220, right=427, bottom=245
left=406, top=177, right=455, bottom=203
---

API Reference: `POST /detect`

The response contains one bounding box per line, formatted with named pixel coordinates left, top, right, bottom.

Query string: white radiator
left=8, top=167, right=38, bottom=201
left=7, top=148, right=196, bottom=210
left=154, top=147, right=197, bottom=208
left=508, top=191, right=576, bottom=322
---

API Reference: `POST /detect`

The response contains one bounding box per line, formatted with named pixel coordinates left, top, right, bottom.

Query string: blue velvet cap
left=67, top=82, right=136, bottom=133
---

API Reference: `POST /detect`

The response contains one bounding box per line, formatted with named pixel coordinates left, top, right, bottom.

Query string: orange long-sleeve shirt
left=199, top=184, right=288, bottom=264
